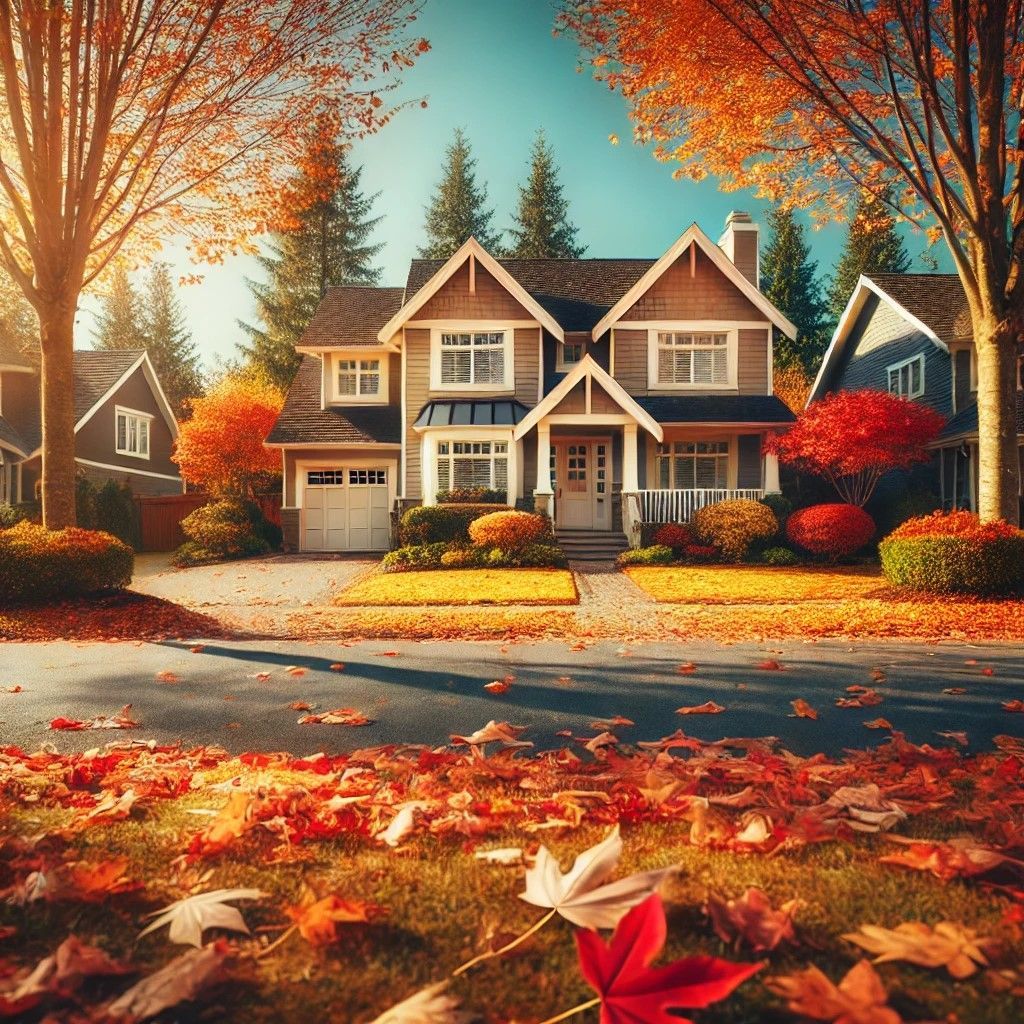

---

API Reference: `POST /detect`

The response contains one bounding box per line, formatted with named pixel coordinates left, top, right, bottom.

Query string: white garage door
left=302, top=468, right=391, bottom=552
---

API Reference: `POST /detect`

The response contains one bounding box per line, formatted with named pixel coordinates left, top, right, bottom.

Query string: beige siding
left=613, top=330, right=647, bottom=393
left=590, top=381, right=620, bottom=413
left=416, top=261, right=533, bottom=320
left=737, top=329, right=769, bottom=394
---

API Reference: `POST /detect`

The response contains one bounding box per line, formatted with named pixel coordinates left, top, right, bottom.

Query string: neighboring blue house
left=809, top=273, right=1024, bottom=513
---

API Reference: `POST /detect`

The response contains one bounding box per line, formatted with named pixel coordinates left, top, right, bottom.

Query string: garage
left=302, top=468, right=391, bottom=552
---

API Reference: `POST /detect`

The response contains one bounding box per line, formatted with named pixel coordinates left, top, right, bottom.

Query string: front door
left=554, top=439, right=610, bottom=530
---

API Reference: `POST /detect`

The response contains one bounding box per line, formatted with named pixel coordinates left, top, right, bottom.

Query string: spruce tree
left=94, top=267, right=143, bottom=351
left=828, top=191, right=911, bottom=319
left=507, top=131, right=585, bottom=259
left=760, top=206, right=828, bottom=373
left=142, top=263, right=203, bottom=414
left=419, top=128, right=501, bottom=258
left=239, top=140, right=383, bottom=390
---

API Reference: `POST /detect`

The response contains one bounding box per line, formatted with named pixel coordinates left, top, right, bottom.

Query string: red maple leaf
left=575, top=893, right=761, bottom=1024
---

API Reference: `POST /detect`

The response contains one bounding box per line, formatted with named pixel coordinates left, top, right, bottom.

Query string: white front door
left=554, top=439, right=610, bottom=530
left=302, top=468, right=390, bottom=551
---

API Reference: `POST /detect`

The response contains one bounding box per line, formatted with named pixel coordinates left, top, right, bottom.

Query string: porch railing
left=628, top=488, right=765, bottom=525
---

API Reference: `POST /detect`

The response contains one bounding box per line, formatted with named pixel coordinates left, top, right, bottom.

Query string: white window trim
left=556, top=338, right=586, bottom=373
left=429, top=324, right=515, bottom=394
left=886, top=353, right=925, bottom=399
left=114, top=405, right=153, bottom=461
left=646, top=324, right=739, bottom=391
left=648, top=434, right=738, bottom=490
left=420, top=426, right=518, bottom=506
left=329, top=351, right=389, bottom=405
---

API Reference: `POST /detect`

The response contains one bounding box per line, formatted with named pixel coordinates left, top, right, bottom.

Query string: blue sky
left=79, top=0, right=930, bottom=368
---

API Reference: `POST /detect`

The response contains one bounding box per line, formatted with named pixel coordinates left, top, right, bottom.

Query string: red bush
left=654, top=523, right=693, bottom=550
left=786, top=503, right=875, bottom=559
left=888, top=509, right=1019, bottom=541
left=683, top=544, right=719, bottom=563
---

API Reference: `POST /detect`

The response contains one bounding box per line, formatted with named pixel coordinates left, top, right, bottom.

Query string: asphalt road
left=1, top=638, right=1022, bottom=756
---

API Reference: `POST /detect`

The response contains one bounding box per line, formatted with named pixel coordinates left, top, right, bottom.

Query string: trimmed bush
left=692, top=499, right=778, bottom=562
left=617, top=544, right=675, bottom=567
left=762, top=546, right=800, bottom=566
left=383, top=542, right=452, bottom=572
left=383, top=540, right=566, bottom=573
left=501, top=543, right=568, bottom=569
left=398, top=503, right=509, bottom=545
left=436, top=487, right=507, bottom=504
left=787, top=503, right=876, bottom=560
left=879, top=510, right=1024, bottom=595
left=173, top=499, right=271, bottom=567
left=683, top=544, right=719, bottom=563
left=759, top=493, right=793, bottom=531
left=0, top=521, right=133, bottom=603
left=468, top=510, right=551, bottom=553
left=653, top=523, right=693, bottom=552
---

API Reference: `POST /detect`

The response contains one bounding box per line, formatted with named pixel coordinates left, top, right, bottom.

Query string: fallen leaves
left=49, top=705, right=137, bottom=730
left=297, top=708, right=373, bottom=726
left=676, top=701, right=725, bottom=715
left=790, top=698, right=818, bottom=719
left=758, top=659, right=784, bottom=671
left=1003, top=699, right=1024, bottom=712
left=138, top=888, right=265, bottom=947
left=766, top=960, right=901, bottom=1023
left=484, top=675, right=515, bottom=694
left=879, top=836, right=1013, bottom=882
left=843, top=921, right=991, bottom=978
left=285, top=892, right=378, bottom=946
left=705, top=887, right=801, bottom=952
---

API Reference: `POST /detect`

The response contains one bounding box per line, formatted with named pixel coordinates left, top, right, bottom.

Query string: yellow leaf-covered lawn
left=335, top=568, right=578, bottom=606
left=625, top=564, right=890, bottom=604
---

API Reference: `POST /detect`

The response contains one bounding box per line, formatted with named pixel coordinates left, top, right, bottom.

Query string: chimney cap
left=725, top=210, right=753, bottom=226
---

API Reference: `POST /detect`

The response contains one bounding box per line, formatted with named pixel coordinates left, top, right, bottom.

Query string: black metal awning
left=414, top=399, right=530, bottom=429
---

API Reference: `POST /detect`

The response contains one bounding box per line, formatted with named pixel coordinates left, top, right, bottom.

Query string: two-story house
left=0, top=345, right=183, bottom=505
left=809, top=272, right=1024, bottom=513
left=266, top=212, right=797, bottom=553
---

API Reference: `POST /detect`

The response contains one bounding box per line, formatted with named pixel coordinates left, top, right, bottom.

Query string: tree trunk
left=38, top=300, right=79, bottom=529
left=974, top=314, right=1021, bottom=525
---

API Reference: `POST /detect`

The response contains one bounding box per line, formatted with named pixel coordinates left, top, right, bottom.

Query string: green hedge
left=173, top=499, right=275, bottom=567
left=0, top=521, right=134, bottom=603
left=617, top=544, right=675, bottom=567
left=880, top=534, right=1024, bottom=595
left=383, top=542, right=567, bottom=573
left=398, top=503, right=510, bottom=545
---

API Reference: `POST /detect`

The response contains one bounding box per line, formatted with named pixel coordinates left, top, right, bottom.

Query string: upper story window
left=556, top=339, right=585, bottom=372
left=115, top=406, right=151, bottom=460
left=656, top=331, right=730, bottom=387
left=338, top=358, right=381, bottom=398
left=439, top=331, right=507, bottom=387
left=887, top=354, right=924, bottom=399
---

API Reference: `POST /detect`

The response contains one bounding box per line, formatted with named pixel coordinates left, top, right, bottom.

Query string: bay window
left=436, top=440, right=508, bottom=492
left=115, top=407, right=151, bottom=459
left=656, top=331, right=729, bottom=386
left=656, top=441, right=729, bottom=489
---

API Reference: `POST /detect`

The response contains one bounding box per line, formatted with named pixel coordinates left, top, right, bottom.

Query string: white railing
left=629, top=488, right=765, bottom=524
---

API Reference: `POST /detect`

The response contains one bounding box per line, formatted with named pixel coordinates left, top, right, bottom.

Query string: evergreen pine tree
left=142, top=263, right=203, bottom=414
left=94, top=267, right=143, bottom=351
left=239, top=139, right=383, bottom=390
left=507, top=131, right=585, bottom=259
left=760, top=206, right=828, bottom=373
left=828, top=191, right=911, bottom=319
left=419, top=128, right=501, bottom=258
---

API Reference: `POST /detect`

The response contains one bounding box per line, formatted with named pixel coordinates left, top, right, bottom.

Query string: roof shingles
left=869, top=274, right=971, bottom=347
left=298, top=286, right=405, bottom=348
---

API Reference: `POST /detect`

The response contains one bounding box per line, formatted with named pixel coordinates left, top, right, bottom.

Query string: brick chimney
left=718, top=210, right=759, bottom=287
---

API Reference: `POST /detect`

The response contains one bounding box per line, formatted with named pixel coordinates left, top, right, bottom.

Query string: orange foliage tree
left=0, top=1, right=427, bottom=527
left=773, top=362, right=813, bottom=415
left=561, top=1, right=1024, bottom=524
left=173, top=375, right=284, bottom=498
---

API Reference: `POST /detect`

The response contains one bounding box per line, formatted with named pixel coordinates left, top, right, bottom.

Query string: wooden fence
left=134, top=493, right=282, bottom=552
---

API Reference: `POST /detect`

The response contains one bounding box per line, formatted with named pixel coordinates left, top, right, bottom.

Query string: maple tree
left=561, top=0, right=1024, bottom=524
left=172, top=373, right=283, bottom=497
left=0, top=1, right=427, bottom=528
left=766, top=390, right=945, bottom=505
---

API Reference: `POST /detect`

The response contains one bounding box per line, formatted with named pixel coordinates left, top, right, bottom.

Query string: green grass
left=2, top=804, right=1021, bottom=1023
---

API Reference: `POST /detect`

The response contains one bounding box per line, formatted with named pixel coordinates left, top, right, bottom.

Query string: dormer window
left=338, top=358, right=381, bottom=397
left=887, top=354, right=924, bottom=399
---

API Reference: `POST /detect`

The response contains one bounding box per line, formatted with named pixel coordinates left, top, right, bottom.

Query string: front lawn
left=625, top=564, right=889, bottom=603
left=334, top=568, right=579, bottom=606
left=2, top=735, right=1022, bottom=1023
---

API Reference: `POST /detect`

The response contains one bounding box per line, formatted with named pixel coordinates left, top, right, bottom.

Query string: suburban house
left=810, top=273, right=1024, bottom=514
left=266, top=212, right=797, bottom=554
left=0, top=345, right=183, bottom=505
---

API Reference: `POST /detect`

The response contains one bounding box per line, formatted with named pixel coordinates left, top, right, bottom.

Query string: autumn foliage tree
left=765, top=391, right=945, bottom=506
left=172, top=375, right=284, bottom=498
left=562, top=1, right=1024, bottom=524
left=0, top=1, right=427, bottom=527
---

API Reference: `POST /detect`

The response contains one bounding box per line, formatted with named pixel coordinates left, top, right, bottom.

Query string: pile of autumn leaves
left=1, top=725, right=1024, bottom=1023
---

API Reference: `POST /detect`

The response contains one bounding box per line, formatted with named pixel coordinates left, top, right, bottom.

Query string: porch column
left=764, top=450, right=781, bottom=494
left=623, top=423, right=639, bottom=492
left=534, top=421, right=553, bottom=516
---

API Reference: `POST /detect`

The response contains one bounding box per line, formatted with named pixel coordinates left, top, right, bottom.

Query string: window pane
left=493, top=457, right=508, bottom=490
left=360, top=371, right=380, bottom=395
left=437, top=458, right=451, bottom=492
left=442, top=349, right=472, bottom=384
left=139, top=420, right=149, bottom=457
left=338, top=372, right=357, bottom=395
left=117, top=415, right=127, bottom=451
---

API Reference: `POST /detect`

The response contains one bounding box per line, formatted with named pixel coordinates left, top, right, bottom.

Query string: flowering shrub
left=468, top=510, right=551, bottom=552
left=692, top=499, right=778, bottom=562
left=399, top=504, right=509, bottom=545
left=173, top=500, right=273, bottom=567
left=786, top=504, right=876, bottom=560
left=879, top=511, right=1024, bottom=595
left=765, top=390, right=944, bottom=505
left=653, top=523, right=693, bottom=551
left=617, top=544, right=674, bottom=566
left=0, top=521, right=133, bottom=603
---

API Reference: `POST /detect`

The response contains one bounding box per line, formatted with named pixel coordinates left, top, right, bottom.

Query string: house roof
left=868, top=274, right=971, bottom=347
left=297, top=285, right=405, bottom=349
left=73, top=350, right=146, bottom=421
left=406, top=257, right=655, bottom=333
left=635, top=394, right=796, bottom=425
left=939, top=392, right=1024, bottom=441
left=413, top=399, right=530, bottom=429
left=0, top=414, right=28, bottom=456
left=266, top=355, right=402, bottom=446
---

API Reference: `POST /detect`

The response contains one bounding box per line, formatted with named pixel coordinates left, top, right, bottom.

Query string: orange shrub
left=468, top=510, right=551, bottom=553
left=692, top=499, right=778, bottom=561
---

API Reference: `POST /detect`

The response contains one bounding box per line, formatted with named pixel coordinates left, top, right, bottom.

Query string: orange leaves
left=843, top=921, right=991, bottom=979
left=790, top=699, right=818, bottom=720
left=676, top=701, right=725, bottom=715
left=879, top=837, right=1014, bottom=882
left=766, top=960, right=901, bottom=1024
left=63, top=858, right=140, bottom=901
left=758, top=659, right=784, bottom=671
left=285, top=892, right=379, bottom=947
left=49, top=705, right=137, bottom=731
left=1003, top=699, right=1024, bottom=712
left=484, top=675, right=515, bottom=694
left=705, top=887, right=801, bottom=953
left=297, top=708, right=373, bottom=726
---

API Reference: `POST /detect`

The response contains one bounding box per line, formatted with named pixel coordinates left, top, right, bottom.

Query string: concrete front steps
left=556, top=529, right=630, bottom=562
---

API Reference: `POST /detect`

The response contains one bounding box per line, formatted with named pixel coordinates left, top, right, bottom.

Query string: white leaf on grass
left=367, top=980, right=474, bottom=1023
left=474, top=847, right=525, bottom=866
left=138, top=888, right=265, bottom=948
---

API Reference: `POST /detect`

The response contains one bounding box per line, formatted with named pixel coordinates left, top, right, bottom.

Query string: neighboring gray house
left=810, top=273, right=1024, bottom=513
